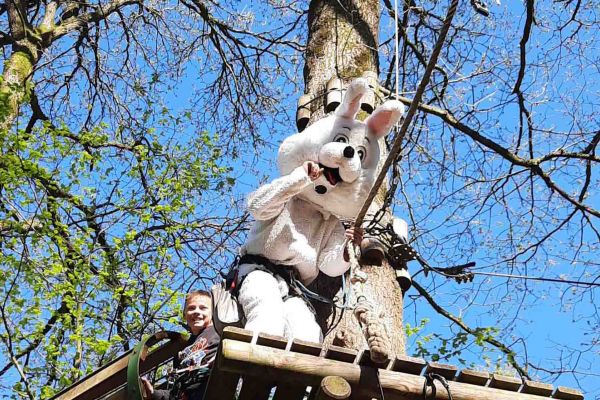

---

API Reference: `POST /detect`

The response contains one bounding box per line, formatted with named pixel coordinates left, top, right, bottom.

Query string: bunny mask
left=278, top=78, right=405, bottom=219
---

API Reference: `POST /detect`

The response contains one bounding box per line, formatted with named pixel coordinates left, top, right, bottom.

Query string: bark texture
left=304, top=0, right=405, bottom=357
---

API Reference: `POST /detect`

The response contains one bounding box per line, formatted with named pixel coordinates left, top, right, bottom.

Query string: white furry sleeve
left=317, top=225, right=350, bottom=277
left=247, top=166, right=312, bottom=220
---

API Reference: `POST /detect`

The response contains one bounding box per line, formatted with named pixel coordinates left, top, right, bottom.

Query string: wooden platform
left=50, top=331, right=188, bottom=400
left=205, top=327, right=585, bottom=400
left=50, top=327, right=585, bottom=400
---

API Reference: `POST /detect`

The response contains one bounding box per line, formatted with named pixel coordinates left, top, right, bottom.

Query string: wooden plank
left=53, top=337, right=186, bottom=400
left=238, top=377, right=273, bottom=400
left=389, top=355, right=426, bottom=375
left=490, top=374, right=521, bottom=391
left=256, top=332, right=288, bottom=349
left=456, top=369, right=489, bottom=386
left=271, top=337, right=319, bottom=400
left=426, top=362, right=458, bottom=380
left=222, top=326, right=254, bottom=343
left=101, top=385, right=127, bottom=400
left=521, top=380, right=554, bottom=397
left=219, top=339, right=554, bottom=400
left=323, top=345, right=357, bottom=363
left=291, top=339, right=322, bottom=356
left=53, top=352, right=129, bottom=400
left=552, top=386, right=584, bottom=400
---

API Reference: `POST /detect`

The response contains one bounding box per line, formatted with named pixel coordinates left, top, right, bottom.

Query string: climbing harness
left=167, top=365, right=211, bottom=400
left=236, top=254, right=335, bottom=305
left=422, top=372, right=454, bottom=400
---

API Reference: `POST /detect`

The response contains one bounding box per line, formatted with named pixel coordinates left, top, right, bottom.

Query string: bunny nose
left=343, top=146, right=355, bottom=158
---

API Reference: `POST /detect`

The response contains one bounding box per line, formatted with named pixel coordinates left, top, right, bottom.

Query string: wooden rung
left=426, top=362, right=458, bottom=380
left=219, top=339, right=562, bottom=400
left=296, top=94, right=311, bottom=132
left=238, top=377, right=273, bottom=400
left=360, top=71, right=377, bottom=114
left=357, top=349, right=392, bottom=369
left=290, top=339, right=322, bottom=356
left=326, top=78, right=343, bottom=113
left=521, top=380, right=554, bottom=396
left=552, top=386, right=584, bottom=400
left=272, top=384, right=308, bottom=400
left=222, top=326, right=254, bottom=343
left=489, top=374, right=522, bottom=391
left=256, top=332, right=288, bottom=349
left=323, top=345, right=358, bottom=363
left=456, top=369, right=489, bottom=386
left=389, top=355, right=426, bottom=375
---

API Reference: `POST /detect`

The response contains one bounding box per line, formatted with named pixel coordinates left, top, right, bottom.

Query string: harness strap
left=238, top=254, right=335, bottom=305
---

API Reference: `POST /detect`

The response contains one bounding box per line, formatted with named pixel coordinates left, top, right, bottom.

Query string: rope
left=353, top=0, right=460, bottom=227
left=394, top=0, right=399, bottom=99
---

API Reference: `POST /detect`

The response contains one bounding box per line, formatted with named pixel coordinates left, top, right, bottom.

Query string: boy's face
left=185, top=294, right=212, bottom=335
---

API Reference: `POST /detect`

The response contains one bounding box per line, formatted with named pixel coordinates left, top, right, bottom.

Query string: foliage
left=1, top=0, right=599, bottom=397
left=0, top=108, right=237, bottom=396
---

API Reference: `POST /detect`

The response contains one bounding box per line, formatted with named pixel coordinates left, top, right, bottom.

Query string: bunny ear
left=335, top=78, right=369, bottom=119
left=365, top=100, right=405, bottom=139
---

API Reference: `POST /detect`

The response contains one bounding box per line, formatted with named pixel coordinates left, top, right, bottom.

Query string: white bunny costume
left=238, top=79, right=404, bottom=343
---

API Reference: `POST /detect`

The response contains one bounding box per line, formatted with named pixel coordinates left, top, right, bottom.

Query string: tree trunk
left=1, top=50, right=35, bottom=130
left=304, top=0, right=405, bottom=357
left=1, top=0, right=39, bottom=131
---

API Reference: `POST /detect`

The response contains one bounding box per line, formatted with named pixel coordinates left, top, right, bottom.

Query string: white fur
left=238, top=79, right=404, bottom=343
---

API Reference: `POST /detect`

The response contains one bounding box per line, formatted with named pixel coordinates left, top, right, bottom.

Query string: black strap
left=423, top=372, right=453, bottom=400
left=170, top=367, right=211, bottom=399
left=238, top=254, right=335, bottom=305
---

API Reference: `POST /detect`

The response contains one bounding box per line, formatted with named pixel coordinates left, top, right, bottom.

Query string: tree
left=0, top=1, right=303, bottom=397
left=304, top=0, right=406, bottom=357
left=306, top=0, right=599, bottom=393
left=2, top=0, right=600, bottom=398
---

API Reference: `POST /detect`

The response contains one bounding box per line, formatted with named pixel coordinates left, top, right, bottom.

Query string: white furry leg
left=283, top=297, right=323, bottom=343
left=238, top=269, right=286, bottom=337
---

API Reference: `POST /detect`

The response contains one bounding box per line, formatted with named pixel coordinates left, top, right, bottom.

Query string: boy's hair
left=183, top=289, right=211, bottom=310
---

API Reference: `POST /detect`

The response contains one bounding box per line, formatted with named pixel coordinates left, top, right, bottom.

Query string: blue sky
left=144, top=1, right=600, bottom=396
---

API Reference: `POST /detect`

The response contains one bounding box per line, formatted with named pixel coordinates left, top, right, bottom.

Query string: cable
left=416, top=256, right=600, bottom=288
left=472, top=271, right=600, bottom=287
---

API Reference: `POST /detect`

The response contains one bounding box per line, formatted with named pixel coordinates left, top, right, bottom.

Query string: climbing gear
left=238, top=254, right=335, bottom=305
left=471, top=0, right=490, bottom=16
left=422, top=372, right=453, bottom=400
left=168, top=365, right=211, bottom=400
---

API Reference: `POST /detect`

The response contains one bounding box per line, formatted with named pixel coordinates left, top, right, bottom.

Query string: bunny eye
left=357, top=146, right=367, bottom=161
left=334, top=134, right=348, bottom=143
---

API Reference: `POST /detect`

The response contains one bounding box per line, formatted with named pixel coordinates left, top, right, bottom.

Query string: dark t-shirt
left=151, top=325, right=220, bottom=400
